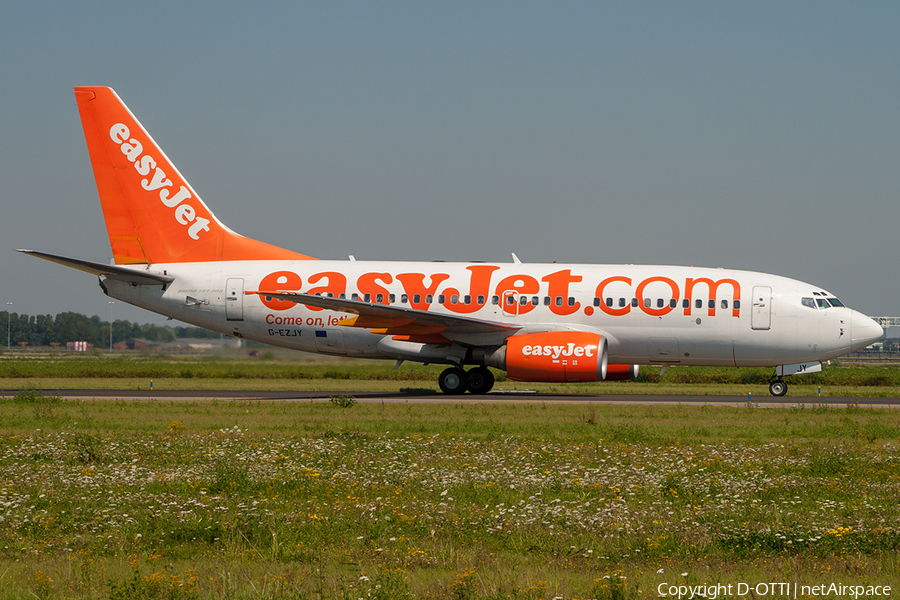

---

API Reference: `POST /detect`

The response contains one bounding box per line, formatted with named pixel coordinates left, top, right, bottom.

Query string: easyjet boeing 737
left=19, top=87, right=884, bottom=396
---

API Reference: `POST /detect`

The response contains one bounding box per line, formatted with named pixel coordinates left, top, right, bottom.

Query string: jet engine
left=490, top=331, right=609, bottom=382
left=485, top=332, right=642, bottom=383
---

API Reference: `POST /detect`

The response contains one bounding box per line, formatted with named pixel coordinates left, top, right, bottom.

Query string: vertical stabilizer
left=74, top=86, right=314, bottom=264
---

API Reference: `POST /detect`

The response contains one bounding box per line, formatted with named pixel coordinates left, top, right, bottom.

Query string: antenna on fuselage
left=511, top=252, right=522, bottom=264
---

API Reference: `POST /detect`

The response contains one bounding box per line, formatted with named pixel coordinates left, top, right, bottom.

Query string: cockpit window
left=801, top=297, right=816, bottom=309
left=816, top=298, right=831, bottom=309
left=827, top=297, right=845, bottom=307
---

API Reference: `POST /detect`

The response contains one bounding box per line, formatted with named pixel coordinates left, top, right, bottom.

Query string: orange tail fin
left=74, top=86, right=314, bottom=264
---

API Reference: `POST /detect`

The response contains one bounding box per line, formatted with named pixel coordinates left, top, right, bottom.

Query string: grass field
left=2, top=352, right=900, bottom=397
left=1, top=381, right=900, bottom=599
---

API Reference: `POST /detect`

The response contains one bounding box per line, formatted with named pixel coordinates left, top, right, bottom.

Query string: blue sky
left=1, top=2, right=898, bottom=329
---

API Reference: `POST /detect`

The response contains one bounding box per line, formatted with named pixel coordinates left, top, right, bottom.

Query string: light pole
left=108, top=301, right=114, bottom=352
left=6, top=302, right=11, bottom=351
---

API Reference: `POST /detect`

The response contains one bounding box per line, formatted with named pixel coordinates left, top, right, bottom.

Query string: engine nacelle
left=604, top=364, right=640, bottom=381
left=504, top=331, right=609, bottom=382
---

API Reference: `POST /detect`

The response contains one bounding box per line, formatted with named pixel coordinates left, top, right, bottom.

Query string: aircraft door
left=225, top=278, right=244, bottom=321
left=751, top=286, right=771, bottom=330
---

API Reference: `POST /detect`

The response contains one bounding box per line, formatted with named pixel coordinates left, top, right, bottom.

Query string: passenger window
left=376, top=293, right=383, bottom=303
left=592, top=297, right=600, bottom=307
left=477, top=295, right=485, bottom=305
left=734, top=300, right=741, bottom=309
left=568, top=297, right=575, bottom=307
left=426, top=294, right=433, bottom=304
left=352, top=293, right=360, bottom=301
left=543, top=296, right=551, bottom=306
left=708, top=299, right=715, bottom=310
left=519, top=296, right=528, bottom=306
left=464, top=295, right=471, bottom=305
left=401, top=294, right=408, bottom=303
left=670, top=299, right=677, bottom=308
left=532, top=296, right=539, bottom=306
left=389, top=293, right=395, bottom=303
left=491, top=296, right=499, bottom=305
left=364, top=293, right=371, bottom=302
left=438, top=295, right=445, bottom=304
left=507, top=295, right=516, bottom=306
left=632, top=298, right=638, bottom=307
left=644, top=298, right=651, bottom=308
left=721, top=299, right=728, bottom=309
left=339, top=293, right=346, bottom=299
left=555, top=297, right=563, bottom=306
left=695, top=299, right=703, bottom=309
left=657, top=298, right=664, bottom=308
left=451, top=294, right=459, bottom=304
left=413, top=294, right=421, bottom=304
left=683, top=299, right=690, bottom=309
left=606, top=298, right=613, bottom=307
left=619, top=298, right=627, bottom=308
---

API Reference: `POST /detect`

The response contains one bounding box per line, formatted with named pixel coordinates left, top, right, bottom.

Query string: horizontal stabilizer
left=247, top=290, right=519, bottom=336
left=17, top=250, right=174, bottom=285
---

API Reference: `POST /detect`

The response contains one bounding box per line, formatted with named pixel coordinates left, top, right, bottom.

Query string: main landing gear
left=438, top=366, right=495, bottom=395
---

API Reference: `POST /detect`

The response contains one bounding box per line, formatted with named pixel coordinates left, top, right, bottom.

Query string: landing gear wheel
left=769, top=380, right=788, bottom=397
left=466, top=367, right=495, bottom=395
left=439, top=367, right=468, bottom=395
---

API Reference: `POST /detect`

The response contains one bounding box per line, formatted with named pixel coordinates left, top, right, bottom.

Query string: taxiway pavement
left=3, top=389, right=899, bottom=408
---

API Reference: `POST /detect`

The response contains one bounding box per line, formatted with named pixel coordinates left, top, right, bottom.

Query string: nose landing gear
left=768, top=379, right=788, bottom=397
left=767, top=361, right=823, bottom=397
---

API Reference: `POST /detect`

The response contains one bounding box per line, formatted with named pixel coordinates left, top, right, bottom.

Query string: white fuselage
left=102, top=260, right=882, bottom=367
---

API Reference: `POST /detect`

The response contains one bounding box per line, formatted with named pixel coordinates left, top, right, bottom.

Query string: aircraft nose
left=851, top=312, right=884, bottom=351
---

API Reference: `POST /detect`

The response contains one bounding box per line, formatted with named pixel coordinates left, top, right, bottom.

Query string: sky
left=1, top=2, right=898, bottom=332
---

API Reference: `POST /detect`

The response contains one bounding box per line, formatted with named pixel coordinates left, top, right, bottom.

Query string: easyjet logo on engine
left=109, top=123, right=211, bottom=240
left=522, top=343, right=595, bottom=359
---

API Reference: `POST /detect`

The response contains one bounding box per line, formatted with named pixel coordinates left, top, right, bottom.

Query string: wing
left=247, top=290, right=519, bottom=337
left=17, top=249, right=174, bottom=285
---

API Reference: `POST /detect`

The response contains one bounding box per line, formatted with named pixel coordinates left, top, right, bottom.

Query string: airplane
left=19, top=86, right=884, bottom=397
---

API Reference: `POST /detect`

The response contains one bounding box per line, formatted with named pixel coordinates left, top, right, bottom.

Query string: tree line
left=1, top=311, right=220, bottom=349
